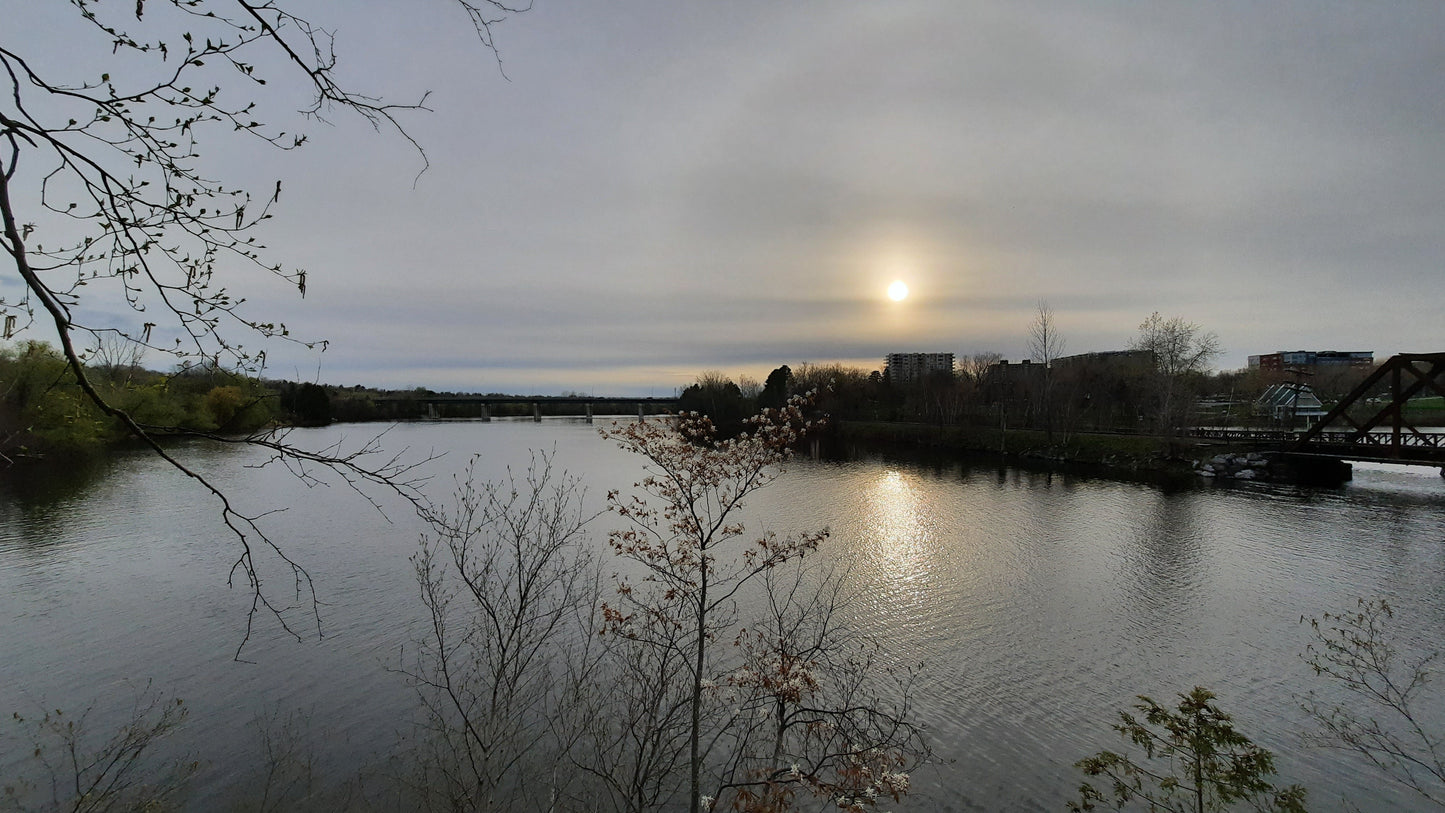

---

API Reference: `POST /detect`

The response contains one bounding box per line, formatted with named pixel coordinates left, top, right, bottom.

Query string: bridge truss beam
left=1293, top=352, right=1445, bottom=462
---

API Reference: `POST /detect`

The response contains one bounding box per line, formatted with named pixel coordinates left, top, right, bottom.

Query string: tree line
left=0, top=339, right=272, bottom=461
left=0, top=339, right=344, bottom=461
left=678, top=307, right=1394, bottom=449
left=673, top=308, right=1223, bottom=444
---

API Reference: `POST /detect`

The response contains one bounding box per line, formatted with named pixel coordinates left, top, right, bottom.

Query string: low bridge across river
left=1191, top=352, right=1445, bottom=474
left=372, top=393, right=680, bottom=423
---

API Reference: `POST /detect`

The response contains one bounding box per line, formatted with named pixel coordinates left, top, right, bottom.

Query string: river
left=2, top=419, right=1443, bottom=810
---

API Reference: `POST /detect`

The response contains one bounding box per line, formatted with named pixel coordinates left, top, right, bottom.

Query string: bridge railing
left=1306, top=430, right=1443, bottom=450
left=1190, top=427, right=1443, bottom=448
left=1189, top=428, right=1298, bottom=443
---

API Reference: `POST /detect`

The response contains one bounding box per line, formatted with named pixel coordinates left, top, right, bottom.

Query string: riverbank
left=832, top=420, right=1250, bottom=482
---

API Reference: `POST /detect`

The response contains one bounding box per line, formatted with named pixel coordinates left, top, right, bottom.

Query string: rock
left=1235, top=468, right=1258, bottom=480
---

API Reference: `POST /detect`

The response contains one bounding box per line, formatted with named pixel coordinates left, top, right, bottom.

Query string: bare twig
left=1, top=0, right=526, bottom=652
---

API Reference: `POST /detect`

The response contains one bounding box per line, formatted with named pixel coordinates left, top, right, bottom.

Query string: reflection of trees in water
left=0, top=455, right=121, bottom=548
left=1118, top=491, right=1207, bottom=644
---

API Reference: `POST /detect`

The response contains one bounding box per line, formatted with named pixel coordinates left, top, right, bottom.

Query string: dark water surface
left=2, top=419, right=1443, bottom=810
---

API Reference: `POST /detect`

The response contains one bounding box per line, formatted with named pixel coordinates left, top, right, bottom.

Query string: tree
left=87, top=331, right=145, bottom=387
left=0, top=340, right=106, bottom=456
left=1028, top=301, right=1065, bottom=441
left=600, top=398, right=828, bottom=813
left=2, top=688, right=198, bottom=813
left=788, top=361, right=897, bottom=423
left=405, top=453, right=601, bottom=812
left=717, top=563, right=925, bottom=812
left=1129, top=313, right=1222, bottom=442
left=277, top=381, right=331, bottom=426
left=737, top=375, right=762, bottom=404
left=1302, top=599, right=1444, bottom=806
left=1, top=0, right=523, bottom=645
left=576, top=621, right=695, bottom=812
left=959, top=351, right=1002, bottom=385
left=758, top=365, right=792, bottom=411
left=1071, top=687, right=1306, bottom=813
left=598, top=397, right=923, bottom=812
left=917, top=367, right=964, bottom=426
left=393, top=403, right=924, bottom=812
left=676, top=371, right=749, bottom=437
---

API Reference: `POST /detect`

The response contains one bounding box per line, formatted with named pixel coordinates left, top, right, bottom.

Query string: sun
left=887, top=280, right=909, bottom=302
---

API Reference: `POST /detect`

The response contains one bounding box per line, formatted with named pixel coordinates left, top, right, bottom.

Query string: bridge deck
left=1191, top=427, right=1445, bottom=466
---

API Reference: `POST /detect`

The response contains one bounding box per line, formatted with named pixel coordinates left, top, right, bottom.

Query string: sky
left=6, top=1, right=1445, bottom=395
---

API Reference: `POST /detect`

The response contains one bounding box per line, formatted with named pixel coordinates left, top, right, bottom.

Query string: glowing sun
left=887, top=280, right=910, bottom=302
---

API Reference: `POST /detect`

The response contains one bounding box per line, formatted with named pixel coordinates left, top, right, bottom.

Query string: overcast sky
left=9, top=1, right=1445, bottom=394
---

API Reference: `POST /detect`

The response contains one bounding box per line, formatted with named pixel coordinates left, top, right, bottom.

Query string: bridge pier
left=638, top=404, right=645, bottom=422
left=533, top=403, right=541, bottom=423
left=479, top=404, right=490, bottom=422
left=1279, top=455, right=1353, bottom=486
left=585, top=404, right=593, bottom=424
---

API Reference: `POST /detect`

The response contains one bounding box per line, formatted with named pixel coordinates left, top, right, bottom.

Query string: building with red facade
left=1247, top=350, right=1373, bottom=373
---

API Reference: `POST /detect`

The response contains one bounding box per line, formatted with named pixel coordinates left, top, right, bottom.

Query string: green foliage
left=0, top=341, right=279, bottom=458
left=278, top=382, right=332, bottom=426
left=329, top=391, right=379, bottom=423
left=0, top=341, right=107, bottom=455
left=106, top=382, right=189, bottom=431
left=204, top=385, right=247, bottom=428
left=1071, top=687, right=1306, bottom=813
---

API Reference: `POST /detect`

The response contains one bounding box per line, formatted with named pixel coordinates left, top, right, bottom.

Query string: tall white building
left=885, top=352, right=955, bottom=384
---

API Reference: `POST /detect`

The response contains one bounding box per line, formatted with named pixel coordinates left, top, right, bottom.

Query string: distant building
left=1255, top=382, right=1327, bottom=424
left=984, top=358, right=1043, bottom=382
left=1054, top=350, right=1154, bottom=373
left=1248, top=350, right=1373, bottom=373
left=885, top=352, right=955, bottom=385
left=979, top=359, right=1042, bottom=402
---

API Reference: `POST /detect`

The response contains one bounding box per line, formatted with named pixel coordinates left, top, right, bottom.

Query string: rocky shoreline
left=1195, top=451, right=1275, bottom=481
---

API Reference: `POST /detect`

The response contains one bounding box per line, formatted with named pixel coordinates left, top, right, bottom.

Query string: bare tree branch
left=1, top=0, right=527, bottom=652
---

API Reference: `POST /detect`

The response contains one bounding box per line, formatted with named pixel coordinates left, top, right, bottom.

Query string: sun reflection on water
left=859, top=469, right=933, bottom=589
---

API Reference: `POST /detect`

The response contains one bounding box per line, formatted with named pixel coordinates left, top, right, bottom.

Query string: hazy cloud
left=12, top=1, right=1445, bottom=392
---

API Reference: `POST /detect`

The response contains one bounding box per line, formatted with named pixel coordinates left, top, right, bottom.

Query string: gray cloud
left=9, top=1, right=1443, bottom=393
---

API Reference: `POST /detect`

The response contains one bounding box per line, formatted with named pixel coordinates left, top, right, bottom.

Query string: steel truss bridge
left=1192, top=353, right=1445, bottom=468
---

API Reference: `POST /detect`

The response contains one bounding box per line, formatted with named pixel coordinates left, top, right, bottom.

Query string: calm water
left=2, top=419, right=1443, bottom=810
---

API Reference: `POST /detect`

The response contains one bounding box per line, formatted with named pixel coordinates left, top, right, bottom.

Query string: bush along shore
left=0, top=341, right=326, bottom=462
